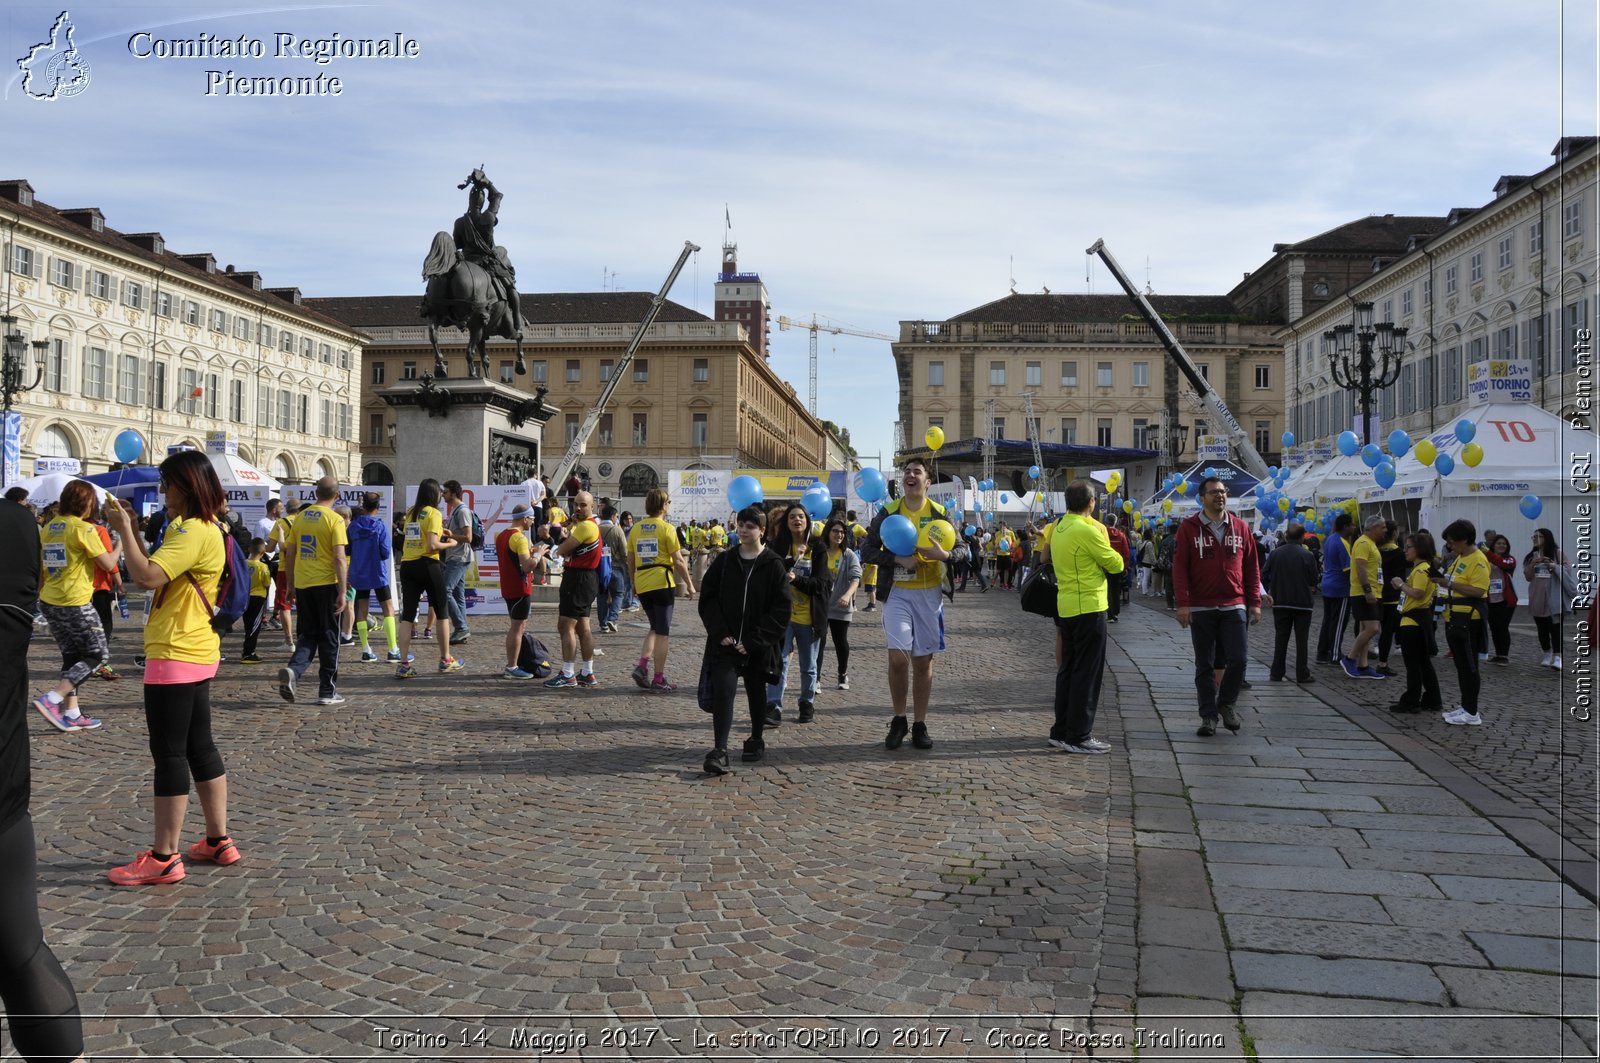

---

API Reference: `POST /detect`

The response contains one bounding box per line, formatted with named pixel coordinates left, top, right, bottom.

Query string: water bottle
left=117, top=592, right=129, bottom=620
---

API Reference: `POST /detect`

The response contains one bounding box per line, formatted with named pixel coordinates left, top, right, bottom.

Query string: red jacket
left=1172, top=511, right=1261, bottom=610
left=1106, top=526, right=1130, bottom=564
left=1485, top=551, right=1517, bottom=608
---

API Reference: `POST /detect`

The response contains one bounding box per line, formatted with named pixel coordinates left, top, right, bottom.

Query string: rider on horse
left=451, top=168, right=524, bottom=339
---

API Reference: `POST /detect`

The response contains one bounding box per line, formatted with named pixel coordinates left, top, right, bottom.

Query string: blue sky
left=2, top=1, right=1595, bottom=469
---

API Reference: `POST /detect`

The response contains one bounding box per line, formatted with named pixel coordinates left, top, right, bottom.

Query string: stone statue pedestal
left=379, top=377, right=552, bottom=486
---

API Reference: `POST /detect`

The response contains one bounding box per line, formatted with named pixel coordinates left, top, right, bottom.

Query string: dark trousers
left=1534, top=615, right=1562, bottom=652
left=1052, top=611, right=1107, bottom=744
left=709, top=649, right=769, bottom=750
left=1270, top=608, right=1312, bottom=681
left=287, top=583, right=341, bottom=699
left=1445, top=619, right=1480, bottom=714
left=1106, top=577, right=1122, bottom=621
left=1190, top=609, right=1247, bottom=719
left=1396, top=625, right=1441, bottom=708
left=817, top=617, right=851, bottom=680
left=241, top=595, right=267, bottom=658
left=1486, top=601, right=1514, bottom=657
left=1376, top=602, right=1400, bottom=662
left=1316, top=594, right=1349, bottom=663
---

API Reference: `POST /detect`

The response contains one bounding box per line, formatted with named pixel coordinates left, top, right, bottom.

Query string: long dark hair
left=408, top=478, right=442, bottom=523
left=768, top=503, right=811, bottom=556
left=159, top=449, right=225, bottom=521
left=1525, top=527, right=1558, bottom=568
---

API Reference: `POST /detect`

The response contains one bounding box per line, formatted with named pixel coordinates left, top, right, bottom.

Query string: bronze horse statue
left=420, top=230, right=525, bottom=380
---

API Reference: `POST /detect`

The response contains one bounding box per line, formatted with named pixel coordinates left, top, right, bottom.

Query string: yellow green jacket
left=1052, top=512, right=1125, bottom=618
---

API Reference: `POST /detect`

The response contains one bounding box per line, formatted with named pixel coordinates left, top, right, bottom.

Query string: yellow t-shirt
left=40, top=514, right=106, bottom=608
left=507, top=528, right=531, bottom=561
left=269, top=515, right=293, bottom=554
left=402, top=507, right=444, bottom=562
left=628, top=518, right=681, bottom=594
left=290, top=503, right=348, bottom=589
left=248, top=557, right=271, bottom=598
left=891, top=499, right=945, bottom=591
left=1349, top=534, right=1382, bottom=598
left=1444, top=550, right=1491, bottom=616
left=1398, top=561, right=1435, bottom=627
left=861, top=563, right=878, bottom=586
left=708, top=525, right=727, bottom=549
left=789, top=543, right=813, bottom=626
left=687, top=526, right=705, bottom=550
left=146, top=516, right=225, bottom=664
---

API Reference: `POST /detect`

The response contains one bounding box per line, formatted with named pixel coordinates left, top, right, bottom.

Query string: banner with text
left=1466, top=359, right=1532, bottom=404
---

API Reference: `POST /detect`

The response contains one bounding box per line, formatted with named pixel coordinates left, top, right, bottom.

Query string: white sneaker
left=1444, top=710, right=1482, bottom=726
left=1442, top=706, right=1468, bottom=723
left=1552, top=655, right=1563, bottom=670
left=1541, top=652, right=1554, bottom=668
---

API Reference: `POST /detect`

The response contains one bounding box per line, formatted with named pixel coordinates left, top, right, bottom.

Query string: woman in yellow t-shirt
left=1388, top=530, right=1441, bottom=714
left=763, top=503, right=831, bottom=725
left=395, top=478, right=460, bottom=677
left=1433, top=519, right=1490, bottom=726
left=103, top=449, right=237, bottom=887
left=35, top=479, right=122, bottom=731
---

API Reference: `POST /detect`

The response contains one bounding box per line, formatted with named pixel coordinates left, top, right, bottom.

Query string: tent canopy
left=9, top=472, right=95, bottom=506
left=1370, top=403, right=1580, bottom=501
left=209, top=453, right=282, bottom=492
left=1141, top=459, right=1262, bottom=515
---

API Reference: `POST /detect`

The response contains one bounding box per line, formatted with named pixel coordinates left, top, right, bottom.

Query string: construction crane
left=776, top=314, right=893, bottom=414
left=547, top=241, right=700, bottom=489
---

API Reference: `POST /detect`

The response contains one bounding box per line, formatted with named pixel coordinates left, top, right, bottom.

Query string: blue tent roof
left=1144, top=459, right=1263, bottom=507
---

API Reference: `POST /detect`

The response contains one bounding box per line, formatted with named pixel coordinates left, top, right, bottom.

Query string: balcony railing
left=899, top=320, right=1241, bottom=345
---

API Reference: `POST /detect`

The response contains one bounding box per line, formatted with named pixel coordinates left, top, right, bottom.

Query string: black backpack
left=518, top=632, right=555, bottom=677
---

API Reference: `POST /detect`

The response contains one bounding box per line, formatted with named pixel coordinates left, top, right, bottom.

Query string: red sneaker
left=185, top=836, right=242, bottom=866
left=108, top=850, right=185, bottom=886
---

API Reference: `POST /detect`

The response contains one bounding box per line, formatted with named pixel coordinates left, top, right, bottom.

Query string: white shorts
left=882, top=586, right=945, bottom=657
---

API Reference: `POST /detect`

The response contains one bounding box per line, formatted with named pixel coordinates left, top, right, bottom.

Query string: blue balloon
left=999, top=493, right=1010, bottom=504
left=1360, top=444, right=1383, bottom=468
left=949, top=509, right=962, bottom=524
left=1520, top=494, right=1543, bottom=519
left=1281, top=431, right=1296, bottom=448
left=881, top=514, right=918, bottom=555
left=727, top=474, right=763, bottom=511
left=113, top=429, right=144, bottom=464
left=1028, top=464, right=1041, bottom=479
left=853, top=468, right=887, bottom=503
left=1387, top=430, right=1412, bottom=458
left=1435, top=453, right=1456, bottom=477
left=1374, top=462, right=1396, bottom=490
left=1338, top=431, right=1360, bottom=457
left=1204, top=467, right=1217, bottom=479
left=964, top=524, right=976, bottom=536
left=1267, top=465, right=1279, bottom=478
left=1454, top=419, right=1476, bottom=444
left=803, top=488, right=832, bottom=520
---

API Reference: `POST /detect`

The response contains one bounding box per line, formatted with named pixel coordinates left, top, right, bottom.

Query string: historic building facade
left=0, top=180, right=363, bottom=482
left=1284, top=137, right=1599, bottom=447
left=893, top=293, right=1283, bottom=474
left=310, top=293, right=829, bottom=498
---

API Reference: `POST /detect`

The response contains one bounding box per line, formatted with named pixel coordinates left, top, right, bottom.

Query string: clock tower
left=713, top=239, right=770, bottom=358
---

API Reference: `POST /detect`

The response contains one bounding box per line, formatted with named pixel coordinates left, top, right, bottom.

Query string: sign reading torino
left=1466, top=359, right=1532, bottom=404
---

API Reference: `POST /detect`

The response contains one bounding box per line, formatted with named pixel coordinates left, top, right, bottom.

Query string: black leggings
left=0, top=813, right=83, bottom=1063
left=399, top=558, right=447, bottom=625
left=708, top=648, right=768, bottom=750
left=1534, top=615, right=1563, bottom=653
left=824, top=618, right=850, bottom=680
left=1445, top=620, right=1480, bottom=715
left=144, top=679, right=226, bottom=798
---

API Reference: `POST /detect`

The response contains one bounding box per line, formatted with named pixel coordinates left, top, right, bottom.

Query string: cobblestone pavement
left=15, top=590, right=1597, bottom=1060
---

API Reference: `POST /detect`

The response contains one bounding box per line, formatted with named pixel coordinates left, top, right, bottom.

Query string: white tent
left=1289, top=451, right=1385, bottom=505
left=9, top=472, right=96, bottom=506
left=208, top=452, right=282, bottom=492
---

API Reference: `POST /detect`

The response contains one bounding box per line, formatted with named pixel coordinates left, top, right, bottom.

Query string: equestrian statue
left=420, top=167, right=526, bottom=379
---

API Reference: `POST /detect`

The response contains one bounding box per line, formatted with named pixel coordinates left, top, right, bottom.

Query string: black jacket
left=1261, top=541, right=1318, bottom=612
left=0, top=499, right=40, bottom=834
left=698, top=546, right=791, bottom=679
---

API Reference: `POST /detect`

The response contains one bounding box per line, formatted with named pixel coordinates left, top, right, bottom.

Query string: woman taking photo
left=1387, top=531, right=1441, bottom=714
left=1524, top=527, right=1570, bottom=670
left=814, top=517, right=862, bottom=691
left=1483, top=534, right=1517, bottom=665
left=102, top=449, right=239, bottom=886
left=698, top=506, right=790, bottom=774
left=34, top=480, right=122, bottom=731
left=764, top=503, right=832, bottom=726
left=395, top=479, right=462, bottom=678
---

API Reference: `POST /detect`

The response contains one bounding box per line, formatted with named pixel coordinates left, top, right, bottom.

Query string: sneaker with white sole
left=277, top=667, right=296, bottom=703
left=1552, top=655, right=1563, bottom=670
left=317, top=693, right=346, bottom=706
left=1443, top=710, right=1483, bottom=726
left=502, top=666, right=535, bottom=680
left=837, top=675, right=849, bottom=690
left=1049, top=737, right=1112, bottom=754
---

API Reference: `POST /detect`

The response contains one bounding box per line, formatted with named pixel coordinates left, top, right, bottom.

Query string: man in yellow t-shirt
left=280, top=477, right=349, bottom=705
left=1343, top=515, right=1388, bottom=679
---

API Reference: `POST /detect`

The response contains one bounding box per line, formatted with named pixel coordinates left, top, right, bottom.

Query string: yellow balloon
left=924, top=425, right=945, bottom=452
left=1461, top=442, right=1484, bottom=468
left=1414, top=439, right=1437, bottom=465
left=1277, top=497, right=1291, bottom=512
left=1176, top=480, right=1189, bottom=495
left=1107, top=473, right=1121, bottom=491
left=1161, top=499, right=1174, bottom=513
left=1121, top=499, right=1133, bottom=513
left=1304, top=508, right=1317, bottom=522
left=918, top=518, right=957, bottom=552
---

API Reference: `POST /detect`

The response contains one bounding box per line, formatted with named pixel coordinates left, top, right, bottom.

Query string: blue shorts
left=882, top=586, right=945, bottom=657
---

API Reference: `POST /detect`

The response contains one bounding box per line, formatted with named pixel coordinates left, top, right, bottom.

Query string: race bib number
left=405, top=522, right=422, bottom=549
left=42, top=542, right=68, bottom=573
left=1488, top=577, right=1503, bottom=595
left=793, top=558, right=811, bottom=578
left=636, top=538, right=660, bottom=566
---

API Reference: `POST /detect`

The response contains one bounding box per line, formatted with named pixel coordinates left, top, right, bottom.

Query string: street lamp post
left=0, top=315, right=47, bottom=489
left=1324, top=302, right=1406, bottom=446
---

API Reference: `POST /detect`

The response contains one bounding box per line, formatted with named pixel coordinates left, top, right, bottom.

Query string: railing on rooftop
left=898, top=320, right=1240, bottom=345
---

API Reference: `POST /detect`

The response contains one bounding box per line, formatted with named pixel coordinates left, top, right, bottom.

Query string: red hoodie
left=1106, top=525, right=1130, bottom=565
left=1172, top=511, right=1261, bottom=610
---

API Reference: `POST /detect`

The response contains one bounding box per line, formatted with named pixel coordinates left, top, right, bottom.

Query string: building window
left=1254, top=365, right=1270, bottom=390
left=401, top=361, right=417, bottom=380
left=1131, top=361, right=1149, bottom=388
left=150, top=361, right=166, bottom=410
left=173, top=366, right=197, bottom=413
left=209, top=308, right=227, bottom=332
left=1529, top=219, right=1544, bottom=255
left=1134, top=418, right=1151, bottom=448
left=1061, top=361, right=1077, bottom=387
left=49, top=257, right=74, bottom=288
left=156, top=291, right=174, bottom=318
left=693, top=358, right=709, bottom=383
left=531, top=360, right=547, bottom=383
left=989, top=361, right=1005, bottom=386
left=566, top=359, right=581, bottom=384
left=1382, top=299, right=1393, bottom=322
left=301, top=337, right=314, bottom=359
left=1097, top=362, right=1113, bottom=387
left=619, top=462, right=659, bottom=496
left=499, top=361, right=514, bottom=383
left=118, top=355, right=145, bottom=407
left=1402, top=289, right=1413, bottom=317
left=599, top=359, right=614, bottom=383
left=1060, top=418, right=1077, bottom=444
left=1254, top=421, right=1271, bottom=454
left=1381, top=382, right=1395, bottom=420
left=1469, top=252, right=1483, bottom=284
left=564, top=413, right=579, bottom=444
left=692, top=412, right=708, bottom=448
left=372, top=362, right=386, bottom=385
left=633, top=359, right=649, bottom=383
left=279, top=329, right=294, bottom=353
left=1565, top=300, right=1590, bottom=370
left=1467, top=336, right=1487, bottom=364
left=88, top=270, right=110, bottom=300
left=369, top=413, right=385, bottom=446
left=318, top=343, right=332, bottom=364
left=258, top=323, right=273, bottom=347
left=1529, top=314, right=1549, bottom=376
left=235, top=317, right=251, bottom=341
left=1564, top=197, right=1584, bottom=239
left=1423, top=277, right=1432, bottom=305
left=338, top=349, right=350, bottom=369
left=1494, top=325, right=1516, bottom=360
left=338, top=404, right=350, bottom=440
left=320, top=398, right=333, bottom=436
left=257, top=385, right=272, bottom=427
left=1498, top=236, right=1514, bottom=271
left=44, top=339, right=66, bottom=392
left=1444, top=347, right=1461, bottom=402
left=10, top=245, right=33, bottom=277
left=1025, top=361, right=1041, bottom=387
left=1400, top=364, right=1415, bottom=413
left=277, top=389, right=292, bottom=430
left=1096, top=418, right=1112, bottom=447
left=632, top=412, right=648, bottom=446
left=230, top=379, right=245, bottom=422
left=598, top=413, right=613, bottom=447
left=991, top=417, right=1005, bottom=440
left=205, top=373, right=220, bottom=418
left=297, top=394, right=310, bottom=434
left=1445, top=265, right=1458, bottom=295
left=928, top=361, right=945, bottom=387
left=1199, top=363, right=1210, bottom=380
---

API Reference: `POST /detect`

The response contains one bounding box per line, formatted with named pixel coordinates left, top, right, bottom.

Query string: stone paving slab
left=1467, top=931, right=1600, bottom=977
left=1231, top=951, right=1449, bottom=1004
left=1207, top=863, right=1445, bottom=898
left=1221, top=914, right=1486, bottom=966
left=1213, top=888, right=1392, bottom=924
